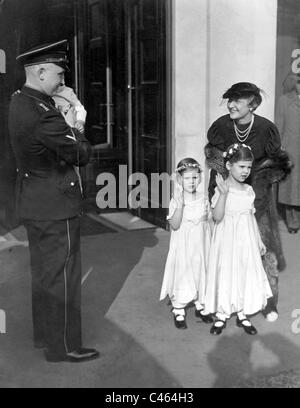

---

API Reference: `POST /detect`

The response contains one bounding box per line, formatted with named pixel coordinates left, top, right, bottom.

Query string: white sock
left=216, top=312, right=229, bottom=321
left=214, top=312, right=228, bottom=327
left=238, top=311, right=251, bottom=326
left=172, top=308, right=185, bottom=317
left=194, top=301, right=204, bottom=311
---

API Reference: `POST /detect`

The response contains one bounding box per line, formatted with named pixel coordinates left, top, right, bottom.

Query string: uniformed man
left=8, top=40, right=99, bottom=362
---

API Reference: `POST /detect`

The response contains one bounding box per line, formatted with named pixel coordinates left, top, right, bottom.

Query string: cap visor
left=55, top=62, right=70, bottom=72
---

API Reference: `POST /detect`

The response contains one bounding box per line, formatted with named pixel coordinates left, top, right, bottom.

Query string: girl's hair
left=176, top=158, right=202, bottom=175
left=223, top=143, right=254, bottom=164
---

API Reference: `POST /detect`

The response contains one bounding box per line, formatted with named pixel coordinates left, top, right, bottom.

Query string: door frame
left=75, top=0, right=173, bottom=227
left=125, top=0, right=173, bottom=227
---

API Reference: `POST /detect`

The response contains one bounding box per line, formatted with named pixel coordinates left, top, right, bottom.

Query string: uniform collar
left=21, top=85, right=55, bottom=106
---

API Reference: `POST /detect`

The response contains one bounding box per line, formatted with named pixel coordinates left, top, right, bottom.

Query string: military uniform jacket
left=8, top=86, right=91, bottom=221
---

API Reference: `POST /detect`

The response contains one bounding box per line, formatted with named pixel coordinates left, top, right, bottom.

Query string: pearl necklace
left=233, top=114, right=254, bottom=143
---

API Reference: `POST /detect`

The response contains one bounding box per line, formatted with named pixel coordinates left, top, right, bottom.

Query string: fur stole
left=204, top=144, right=292, bottom=183
left=205, top=144, right=291, bottom=272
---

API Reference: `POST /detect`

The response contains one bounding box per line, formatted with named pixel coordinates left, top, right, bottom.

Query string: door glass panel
left=87, top=0, right=112, bottom=147
left=90, top=1, right=105, bottom=38
left=141, top=0, right=158, bottom=29
left=141, top=40, right=158, bottom=82
left=90, top=46, right=106, bottom=82
left=142, top=93, right=159, bottom=137
left=78, top=0, right=127, bottom=202
left=130, top=0, right=169, bottom=227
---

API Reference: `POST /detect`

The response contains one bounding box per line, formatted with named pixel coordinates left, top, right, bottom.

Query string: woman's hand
left=259, top=241, right=267, bottom=256
left=216, top=173, right=229, bottom=195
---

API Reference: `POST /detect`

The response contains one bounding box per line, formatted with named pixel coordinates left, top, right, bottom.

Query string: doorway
left=77, top=0, right=171, bottom=228
left=127, top=0, right=172, bottom=228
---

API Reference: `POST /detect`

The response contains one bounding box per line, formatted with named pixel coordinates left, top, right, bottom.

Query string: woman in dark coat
left=205, top=82, right=291, bottom=323
left=276, top=73, right=300, bottom=233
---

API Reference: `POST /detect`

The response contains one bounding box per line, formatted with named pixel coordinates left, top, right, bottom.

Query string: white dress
left=205, top=185, right=272, bottom=316
left=160, top=194, right=211, bottom=307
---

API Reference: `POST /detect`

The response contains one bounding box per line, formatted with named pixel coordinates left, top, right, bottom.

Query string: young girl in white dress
left=205, top=143, right=272, bottom=335
left=160, top=158, right=212, bottom=329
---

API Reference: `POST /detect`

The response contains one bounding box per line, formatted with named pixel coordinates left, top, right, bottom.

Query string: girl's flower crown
left=222, top=143, right=252, bottom=159
left=176, top=162, right=202, bottom=173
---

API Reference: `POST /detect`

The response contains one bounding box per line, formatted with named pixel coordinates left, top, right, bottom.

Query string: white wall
left=208, top=0, right=278, bottom=124
left=173, top=0, right=209, bottom=172
left=173, top=0, right=278, bottom=175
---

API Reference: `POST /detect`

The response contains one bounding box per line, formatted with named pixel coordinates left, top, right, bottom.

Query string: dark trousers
left=24, top=217, right=82, bottom=355
left=262, top=251, right=279, bottom=314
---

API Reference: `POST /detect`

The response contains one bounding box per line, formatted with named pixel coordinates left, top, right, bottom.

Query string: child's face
left=227, top=160, right=252, bottom=183
left=56, top=84, right=66, bottom=94
left=180, top=169, right=201, bottom=193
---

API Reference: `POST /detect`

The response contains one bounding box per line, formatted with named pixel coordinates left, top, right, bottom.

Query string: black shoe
left=173, top=314, right=187, bottom=330
left=45, top=348, right=100, bottom=363
left=288, top=228, right=299, bottom=234
left=236, top=317, right=257, bottom=335
left=262, top=298, right=278, bottom=318
left=195, top=309, right=214, bottom=324
left=210, top=320, right=226, bottom=335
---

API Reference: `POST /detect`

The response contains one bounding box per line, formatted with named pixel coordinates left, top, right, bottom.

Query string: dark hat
left=16, top=39, right=69, bottom=70
left=223, top=82, right=262, bottom=100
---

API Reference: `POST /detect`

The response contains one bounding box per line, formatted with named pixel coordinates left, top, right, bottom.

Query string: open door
left=77, top=0, right=171, bottom=227
left=127, top=0, right=171, bottom=228
left=77, top=0, right=127, bottom=206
